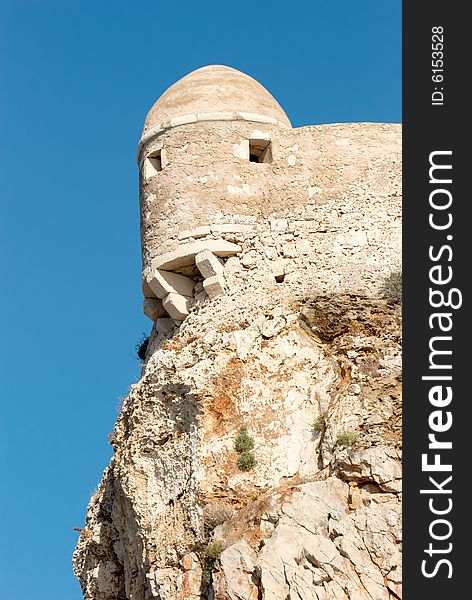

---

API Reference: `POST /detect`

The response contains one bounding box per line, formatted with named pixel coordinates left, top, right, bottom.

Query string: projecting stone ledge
left=162, top=293, right=192, bottom=320
left=143, top=298, right=167, bottom=321
left=151, top=240, right=242, bottom=271
left=147, top=269, right=195, bottom=299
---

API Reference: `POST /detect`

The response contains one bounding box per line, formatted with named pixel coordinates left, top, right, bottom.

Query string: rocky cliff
left=73, top=284, right=401, bottom=599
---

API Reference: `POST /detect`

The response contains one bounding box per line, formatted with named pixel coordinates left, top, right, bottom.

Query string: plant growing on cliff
left=234, top=425, right=255, bottom=453
left=135, top=333, right=149, bottom=361
left=199, top=540, right=224, bottom=585
left=202, top=540, right=224, bottom=560
left=234, top=426, right=257, bottom=470
left=336, top=432, right=358, bottom=448
left=237, top=452, right=257, bottom=471
left=380, top=271, right=402, bottom=304
left=311, top=413, right=327, bottom=433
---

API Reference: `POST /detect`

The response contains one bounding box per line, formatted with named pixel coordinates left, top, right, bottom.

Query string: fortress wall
left=139, top=122, right=401, bottom=318
left=139, top=120, right=281, bottom=272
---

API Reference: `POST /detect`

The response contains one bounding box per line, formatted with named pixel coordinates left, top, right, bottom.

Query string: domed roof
left=141, top=65, right=291, bottom=137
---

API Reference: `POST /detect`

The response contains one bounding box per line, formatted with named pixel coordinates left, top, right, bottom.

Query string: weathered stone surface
left=152, top=240, right=242, bottom=271
left=143, top=298, right=166, bottom=321
left=74, top=293, right=402, bottom=600
left=141, top=66, right=291, bottom=138
left=202, top=275, right=225, bottom=299
left=195, top=249, right=224, bottom=278
left=140, top=120, right=401, bottom=296
left=178, top=226, right=211, bottom=240
left=270, top=259, right=286, bottom=281
left=259, top=316, right=285, bottom=339
left=213, top=540, right=258, bottom=600
left=142, top=277, right=157, bottom=299
left=232, top=327, right=260, bottom=361
left=194, top=290, right=208, bottom=304
left=155, top=317, right=175, bottom=336
left=162, top=293, right=192, bottom=320
left=147, top=269, right=195, bottom=299
left=210, top=224, right=254, bottom=235
left=177, top=553, right=202, bottom=599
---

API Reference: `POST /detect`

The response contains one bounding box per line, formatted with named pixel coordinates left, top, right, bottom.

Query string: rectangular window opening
left=144, top=150, right=163, bottom=179
left=148, top=150, right=162, bottom=172
left=249, top=139, right=272, bottom=164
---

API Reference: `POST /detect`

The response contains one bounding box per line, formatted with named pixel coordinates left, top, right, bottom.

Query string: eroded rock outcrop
left=73, top=292, right=401, bottom=599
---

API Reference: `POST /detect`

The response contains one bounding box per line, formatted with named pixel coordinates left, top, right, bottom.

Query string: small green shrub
left=202, top=540, right=224, bottom=560
left=237, top=451, right=257, bottom=471
left=336, top=432, right=358, bottom=448
left=234, top=425, right=255, bottom=453
left=135, top=334, right=149, bottom=361
left=311, top=413, right=327, bottom=433
left=200, top=540, right=224, bottom=585
left=380, top=271, right=402, bottom=304
left=234, top=425, right=257, bottom=471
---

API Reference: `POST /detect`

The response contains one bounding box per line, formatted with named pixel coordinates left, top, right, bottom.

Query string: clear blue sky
left=0, top=2, right=400, bottom=598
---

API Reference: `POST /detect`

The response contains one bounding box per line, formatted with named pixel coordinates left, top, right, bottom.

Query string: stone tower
left=138, top=65, right=400, bottom=325
left=74, top=66, right=402, bottom=600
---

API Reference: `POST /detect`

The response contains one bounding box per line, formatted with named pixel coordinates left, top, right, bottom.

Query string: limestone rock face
left=73, top=290, right=402, bottom=599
